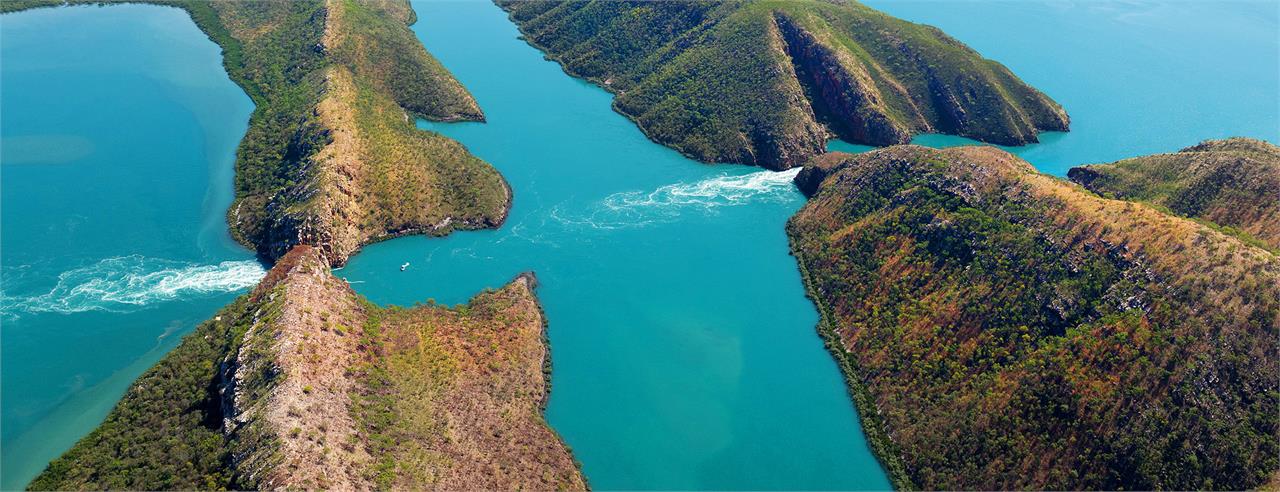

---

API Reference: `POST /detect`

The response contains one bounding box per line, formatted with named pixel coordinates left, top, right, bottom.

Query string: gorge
left=2, top=0, right=1277, bottom=489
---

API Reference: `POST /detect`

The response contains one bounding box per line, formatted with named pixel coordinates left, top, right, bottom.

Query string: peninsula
left=789, top=145, right=1278, bottom=489
left=10, top=0, right=510, bottom=266
left=499, top=0, right=1069, bottom=169
left=30, top=246, right=585, bottom=490
left=8, top=1, right=583, bottom=489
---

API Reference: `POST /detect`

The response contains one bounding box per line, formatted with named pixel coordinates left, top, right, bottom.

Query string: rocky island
left=1069, top=137, right=1280, bottom=251
left=29, top=246, right=585, bottom=490
left=499, top=0, right=1069, bottom=169
left=789, top=145, right=1278, bottom=489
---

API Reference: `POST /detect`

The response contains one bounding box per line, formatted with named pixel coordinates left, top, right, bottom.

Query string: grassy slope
left=257, top=0, right=510, bottom=264
left=29, top=246, right=584, bottom=490
left=25, top=246, right=307, bottom=490
left=354, top=274, right=586, bottom=490
left=3, top=0, right=506, bottom=265
left=498, top=0, right=1068, bottom=170
left=1068, top=137, right=1280, bottom=252
left=788, top=146, right=1279, bottom=490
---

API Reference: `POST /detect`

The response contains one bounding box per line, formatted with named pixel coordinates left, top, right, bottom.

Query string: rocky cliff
left=29, top=246, right=585, bottom=490
left=788, top=146, right=1279, bottom=489
left=1068, top=137, right=1280, bottom=251
left=499, top=0, right=1069, bottom=170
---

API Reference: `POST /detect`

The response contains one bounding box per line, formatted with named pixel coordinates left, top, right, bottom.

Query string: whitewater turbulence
left=1, top=256, right=266, bottom=319
left=554, top=168, right=804, bottom=229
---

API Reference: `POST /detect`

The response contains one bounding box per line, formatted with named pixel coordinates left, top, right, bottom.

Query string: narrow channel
left=337, top=0, right=891, bottom=488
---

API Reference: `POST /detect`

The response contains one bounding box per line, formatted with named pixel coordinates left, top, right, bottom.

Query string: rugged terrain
left=499, top=0, right=1069, bottom=169
left=7, top=0, right=509, bottom=266
left=29, top=246, right=585, bottom=490
left=1069, top=137, right=1280, bottom=251
left=789, top=146, right=1279, bottom=489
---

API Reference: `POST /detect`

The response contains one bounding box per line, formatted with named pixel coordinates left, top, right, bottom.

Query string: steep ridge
left=788, top=146, right=1278, bottom=489
left=499, top=0, right=1069, bottom=169
left=1069, top=137, right=1280, bottom=251
left=29, top=246, right=585, bottom=490
left=6, top=0, right=508, bottom=266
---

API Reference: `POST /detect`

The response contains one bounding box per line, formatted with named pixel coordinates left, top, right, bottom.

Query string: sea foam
left=554, top=168, right=802, bottom=230
left=1, top=256, right=266, bottom=319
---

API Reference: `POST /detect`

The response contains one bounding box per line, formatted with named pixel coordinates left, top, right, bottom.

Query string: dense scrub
left=1069, top=137, right=1280, bottom=251
left=789, top=146, right=1279, bottom=490
left=499, top=0, right=1068, bottom=169
left=29, top=247, right=584, bottom=490
left=354, top=274, right=586, bottom=490
left=26, top=248, right=302, bottom=490
left=4, top=0, right=506, bottom=265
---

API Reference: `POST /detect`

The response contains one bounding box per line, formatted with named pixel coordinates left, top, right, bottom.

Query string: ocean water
left=844, top=0, right=1280, bottom=175
left=0, top=5, right=257, bottom=488
left=338, top=1, right=889, bottom=488
left=1, top=0, right=1276, bottom=490
left=341, top=0, right=1277, bottom=488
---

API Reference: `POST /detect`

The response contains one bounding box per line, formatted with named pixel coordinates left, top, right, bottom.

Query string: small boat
left=400, top=262, right=410, bottom=271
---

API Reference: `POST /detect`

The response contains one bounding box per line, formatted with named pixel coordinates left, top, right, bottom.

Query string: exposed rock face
left=499, top=0, right=1069, bottom=170
left=788, top=146, right=1279, bottom=490
left=774, top=13, right=912, bottom=148
left=1069, top=137, right=1280, bottom=250
left=793, top=151, right=854, bottom=197
left=30, top=246, right=585, bottom=490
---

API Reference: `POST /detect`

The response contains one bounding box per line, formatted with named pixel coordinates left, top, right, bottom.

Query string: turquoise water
left=343, top=0, right=1277, bottom=488
left=339, top=1, right=889, bottom=488
left=2, top=0, right=1277, bottom=490
left=0, top=5, right=258, bottom=488
left=841, top=0, right=1280, bottom=175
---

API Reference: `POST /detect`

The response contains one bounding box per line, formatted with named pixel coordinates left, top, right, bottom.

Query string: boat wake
left=1, top=256, right=266, bottom=319
left=553, top=168, right=802, bottom=230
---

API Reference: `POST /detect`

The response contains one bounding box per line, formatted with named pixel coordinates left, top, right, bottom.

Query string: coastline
left=788, top=235, right=914, bottom=491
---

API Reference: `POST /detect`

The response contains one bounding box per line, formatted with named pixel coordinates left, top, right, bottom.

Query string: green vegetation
left=29, top=248, right=583, bottom=490
left=499, top=0, right=1068, bottom=169
left=28, top=287, right=285, bottom=490
left=1069, top=137, right=1280, bottom=251
left=3, top=0, right=507, bottom=265
left=0, top=0, right=63, bottom=13
left=351, top=275, right=586, bottom=490
left=789, top=146, right=1279, bottom=490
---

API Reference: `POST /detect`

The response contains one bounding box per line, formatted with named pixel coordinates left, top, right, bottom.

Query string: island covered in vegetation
left=499, top=0, right=1069, bottom=169
left=7, top=1, right=1275, bottom=490
left=29, top=246, right=585, bottom=490
left=788, top=145, right=1278, bottom=489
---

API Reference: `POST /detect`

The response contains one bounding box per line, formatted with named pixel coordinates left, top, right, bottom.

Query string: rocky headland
left=8, top=1, right=582, bottom=489
left=12, top=0, right=509, bottom=266
left=29, top=246, right=585, bottom=490
left=499, top=0, right=1069, bottom=169
left=789, top=145, right=1278, bottom=489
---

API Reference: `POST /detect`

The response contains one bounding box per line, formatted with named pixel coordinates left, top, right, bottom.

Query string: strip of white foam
left=554, top=168, right=802, bottom=230
left=1, top=256, right=266, bottom=319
